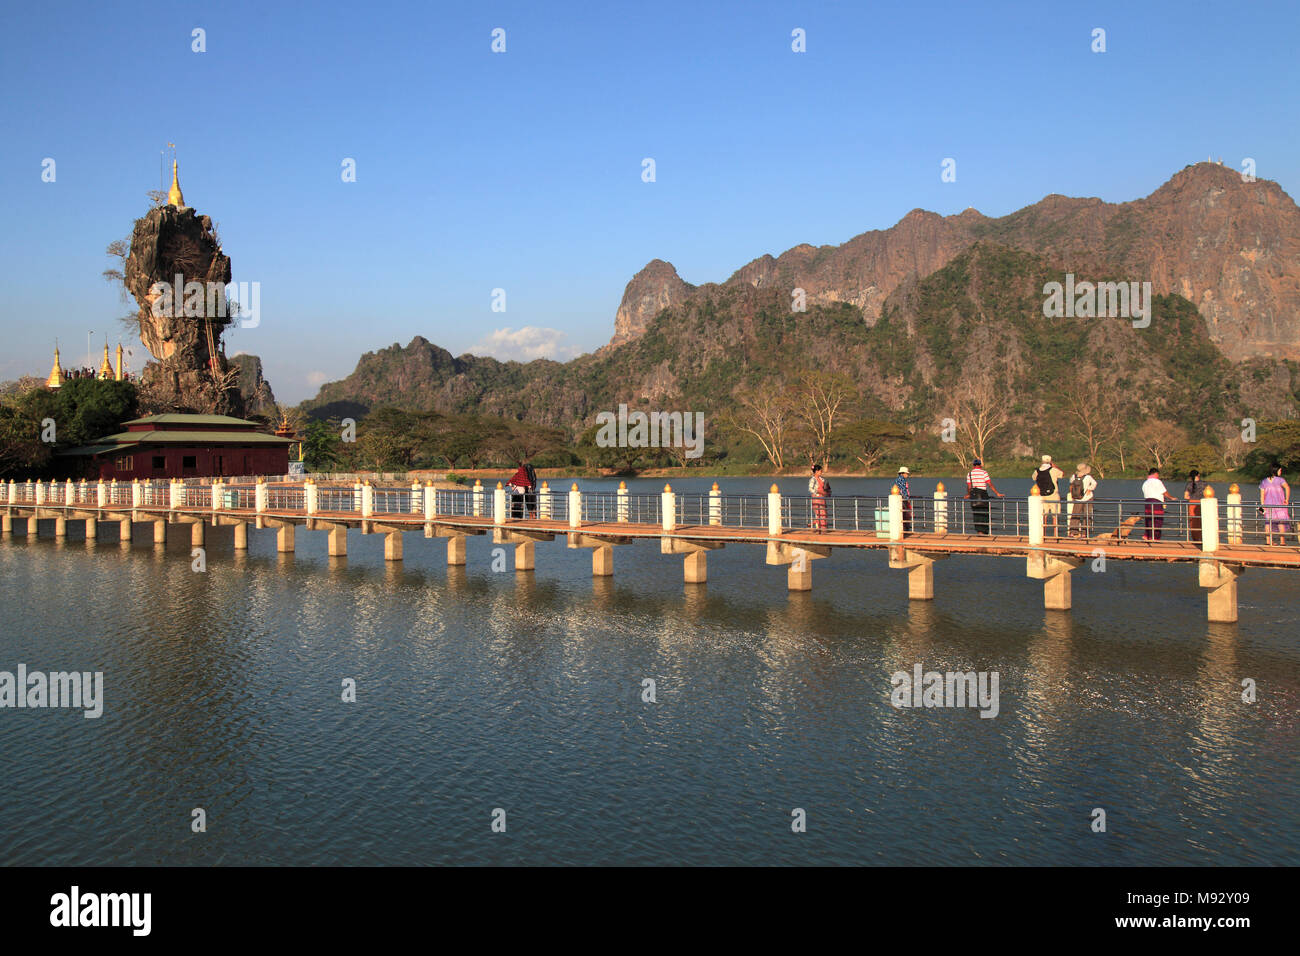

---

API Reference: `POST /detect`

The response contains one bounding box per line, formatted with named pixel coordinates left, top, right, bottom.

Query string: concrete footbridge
left=3, top=477, right=1296, bottom=623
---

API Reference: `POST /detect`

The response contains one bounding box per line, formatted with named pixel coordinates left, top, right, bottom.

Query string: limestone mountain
left=624, top=162, right=1300, bottom=361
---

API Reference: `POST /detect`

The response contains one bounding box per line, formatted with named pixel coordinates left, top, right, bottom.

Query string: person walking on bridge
left=1067, top=463, right=1096, bottom=538
left=1260, top=464, right=1294, bottom=546
left=892, top=466, right=913, bottom=533
left=1142, top=467, right=1174, bottom=541
left=1183, top=469, right=1205, bottom=544
left=809, top=463, right=829, bottom=532
left=965, top=458, right=1004, bottom=535
left=1030, top=454, right=1065, bottom=538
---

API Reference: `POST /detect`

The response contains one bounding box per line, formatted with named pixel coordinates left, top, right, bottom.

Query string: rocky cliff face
left=123, top=204, right=242, bottom=414
left=611, top=163, right=1300, bottom=361
left=229, top=354, right=277, bottom=417
left=609, top=259, right=695, bottom=346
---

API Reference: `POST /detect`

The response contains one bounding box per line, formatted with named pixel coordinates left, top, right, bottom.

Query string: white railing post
left=212, top=479, right=224, bottom=511
left=662, top=484, right=676, bottom=532
left=1225, top=483, right=1241, bottom=545
left=109, top=479, right=117, bottom=506
left=96, top=480, right=107, bottom=508
left=568, top=483, right=581, bottom=529
left=131, top=479, right=142, bottom=508
left=472, top=479, right=484, bottom=517
left=168, top=478, right=180, bottom=510
left=305, top=478, right=318, bottom=515
left=352, top=479, right=362, bottom=513
left=424, top=480, right=436, bottom=520
left=410, top=480, right=421, bottom=514
left=768, top=484, right=782, bottom=537
left=494, top=482, right=507, bottom=525
left=538, top=482, right=552, bottom=520
left=66, top=480, right=75, bottom=506
left=361, top=481, right=374, bottom=518
left=617, top=481, right=629, bottom=522
left=34, top=480, right=45, bottom=505
left=889, top=486, right=904, bottom=541
left=1029, top=488, right=1044, bottom=545
left=934, top=482, right=948, bottom=534
left=255, top=477, right=268, bottom=513
left=1202, top=487, right=1220, bottom=553
left=709, top=482, right=722, bottom=526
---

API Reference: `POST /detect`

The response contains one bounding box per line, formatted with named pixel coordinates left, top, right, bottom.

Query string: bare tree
left=726, top=386, right=797, bottom=470
left=948, top=369, right=1010, bottom=464
left=1063, top=372, right=1123, bottom=477
left=1134, top=420, right=1186, bottom=470
left=793, top=372, right=856, bottom=468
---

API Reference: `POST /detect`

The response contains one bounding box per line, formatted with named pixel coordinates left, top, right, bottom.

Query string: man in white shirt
left=1030, top=454, right=1066, bottom=537
left=1067, top=462, right=1098, bottom=537
left=1141, top=467, right=1175, bottom=540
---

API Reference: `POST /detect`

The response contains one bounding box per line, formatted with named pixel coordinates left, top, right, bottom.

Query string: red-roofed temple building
left=62, top=414, right=295, bottom=480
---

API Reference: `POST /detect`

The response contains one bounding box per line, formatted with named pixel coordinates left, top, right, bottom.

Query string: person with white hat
left=892, top=466, right=913, bottom=534
left=1030, top=454, right=1065, bottom=537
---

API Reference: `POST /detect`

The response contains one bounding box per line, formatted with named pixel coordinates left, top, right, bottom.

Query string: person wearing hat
left=1067, top=462, right=1097, bottom=538
left=892, top=466, right=913, bottom=534
left=965, top=458, right=1004, bottom=535
left=1030, top=454, right=1066, bottom=537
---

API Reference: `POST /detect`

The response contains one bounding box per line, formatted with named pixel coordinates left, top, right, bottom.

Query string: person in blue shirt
left=892, top=466, right=913, bottom=533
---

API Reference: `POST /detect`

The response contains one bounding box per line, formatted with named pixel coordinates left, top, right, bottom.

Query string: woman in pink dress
left=1259, top=465, right=1293, bottom=545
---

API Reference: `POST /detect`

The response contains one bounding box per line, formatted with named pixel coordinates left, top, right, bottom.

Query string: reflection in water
left=0, top=507, right=1297, bottom=866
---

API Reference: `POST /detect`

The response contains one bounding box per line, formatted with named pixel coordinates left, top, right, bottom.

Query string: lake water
left=1, top=476, right=1296, bottom=865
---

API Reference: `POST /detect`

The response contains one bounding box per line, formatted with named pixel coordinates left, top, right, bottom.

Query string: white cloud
left=468, top=326, right=577, bottom=362
left=305, top=370, right=330, bottom=386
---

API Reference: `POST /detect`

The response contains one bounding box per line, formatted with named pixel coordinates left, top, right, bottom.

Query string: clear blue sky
left=1, top=0, right=1296, bottom=403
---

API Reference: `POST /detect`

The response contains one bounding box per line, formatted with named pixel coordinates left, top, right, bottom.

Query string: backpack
left=1035, top=467, right=1056, bottom=495
left=1069, top=475, right=1085, bottom=499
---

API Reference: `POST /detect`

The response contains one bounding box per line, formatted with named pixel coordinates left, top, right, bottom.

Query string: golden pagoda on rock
left=167, top=159, right=185, bottom=208
left=46, top=345, right=64, bottom=389
left=98, top=342, right=114, bottom=379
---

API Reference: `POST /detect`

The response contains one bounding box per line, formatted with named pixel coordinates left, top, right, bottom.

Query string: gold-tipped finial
left=167, top=159, right=185, bottom=208
left=46, top=344, right=63, bottom=389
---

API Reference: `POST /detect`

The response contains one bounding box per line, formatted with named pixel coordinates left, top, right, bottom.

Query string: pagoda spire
left=46, top=344, right=64, bottom=389
left=168, top=159, right=185, bottom=208
left=99, top=341, right=113, bottom=379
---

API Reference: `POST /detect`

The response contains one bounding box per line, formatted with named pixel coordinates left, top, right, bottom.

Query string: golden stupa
left=46, top=345, right=64, bottom=389
left=167, top=159, right=185, bottom=208
left=98, top=342, right=114, bottom=379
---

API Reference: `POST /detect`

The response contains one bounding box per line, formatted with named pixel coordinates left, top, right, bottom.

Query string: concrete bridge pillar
left=2, top=513, right=11, bottom=536
left=684, top=549, right=707, bottom=583
left=85, top=518, right=98, bottom=542
left=1200, top=561, right=1243, bottom=623
left=277, top=524, right=295, bottom=553
left=447, top=535, right=467, bottom=566
left=515, top=540, right=535, bottom=571
left=191, top=522, right=205, bottom=547
left=328, top=527, right=347, bottom=556
left=233, top=522, right=248, bottom=549
left=592, top=544, right=613, bottom=577
left=384, top=530, right=403, bottom=561
left=154, top=520, right=167, bottom=544
left=55, top=516, right=67, bottom=538
left=1027, top=552, right=1082, bottom=610
left=119, top=518, right=132, bottom=545
left=788, top=549, right=812, bottom=591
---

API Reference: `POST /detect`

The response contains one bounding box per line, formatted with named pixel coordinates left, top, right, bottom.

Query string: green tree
left=832, top=419, right=911, bottom=472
